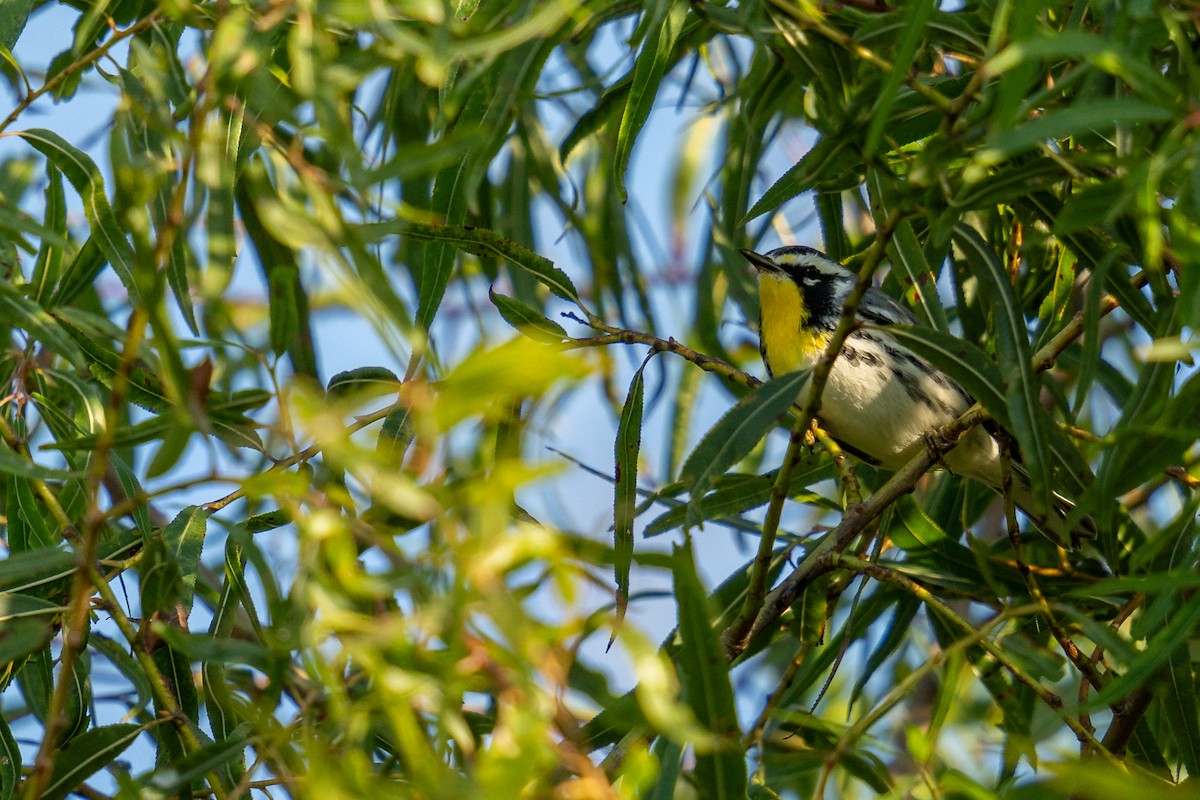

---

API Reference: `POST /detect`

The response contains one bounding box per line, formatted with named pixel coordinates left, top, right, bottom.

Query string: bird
left=740, top=244, right=1086, bottom=544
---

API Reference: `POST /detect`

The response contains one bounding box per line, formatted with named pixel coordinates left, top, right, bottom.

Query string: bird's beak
left=738, top=248, right=778, bottom=273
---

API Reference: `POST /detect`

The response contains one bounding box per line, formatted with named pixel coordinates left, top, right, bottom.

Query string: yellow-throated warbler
left=741, top=245, right=1086, bottom=543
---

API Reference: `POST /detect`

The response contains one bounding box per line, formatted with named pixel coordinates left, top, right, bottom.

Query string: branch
left=0, top=14, right=162, bottom=134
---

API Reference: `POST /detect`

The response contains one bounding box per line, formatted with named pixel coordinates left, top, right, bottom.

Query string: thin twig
left=720, top=422, right=809, bottom=655
left=0, top=14, right=161, bottom=134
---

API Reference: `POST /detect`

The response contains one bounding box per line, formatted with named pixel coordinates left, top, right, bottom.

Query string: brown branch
left=0, top=14, right=162, bottom=134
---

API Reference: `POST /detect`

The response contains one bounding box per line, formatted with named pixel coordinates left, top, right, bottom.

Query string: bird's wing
left=858, top=287, right=922, bottom=326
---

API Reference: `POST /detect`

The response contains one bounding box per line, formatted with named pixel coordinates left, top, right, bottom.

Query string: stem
left=720, top=422, right=808, bottom=656
left=0, top=14, right=161, bottom=134
left=830, top=555, right=1115, bottom=759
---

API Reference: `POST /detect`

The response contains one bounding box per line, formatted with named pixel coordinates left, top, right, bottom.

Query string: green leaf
left=1163, top=644, right=1200, bottom=779
left=235, top=166, right=318, bottom=378
left=647, top=737, right=683, bottom=800
left=53, top=316, right=172, bottom=413
left=559, top=76, right=629, bottom=164
left=613, top=0, right=688, bottom=203
left=644, top=461, right=833, bottom=538
left=15, top=129, right=140, bottom=304
left=1088, top=592, right=1200, bottom=710
left=7, top=474, right=55, bottom=550
left=163, top=506, right=206, bottom=614
left=614, top=356, right=648, bottom=630
left=30, top=162, right=66, bottom=305
left=680, top=371, right=807, bottom=527
left=488, top=287, right=568, bottom=343
left=200, top=107, right=243, bottom=290
left=886, top=223, right=949, bottom=331
left=14, top=645, right=52, bottom=720
left=0, top=281, right=81, bottom=369
left=953, top=225, right=1049, bottom=510
left=377, top=406, right=415, bottom=463
left=110, top=452, right=153, bottom=537
left=743, top=136, right=858, bottom=223
left=143, top=728, right=251, bottom=794
left=326, top=366, right=402, bottom=399
left=399, top=221, right=580, bottom=305
left=671, top=541, right=747, bottom=800
left=979, top=99, right=1174, bottom=164
left=139, top=534, right=183, bottom=617
left=862, top=0, right=936, bottom=158
left=43, top=723, right=145, bottom=800
left=987, top=31, right=1178, bottom=108
left=0, top=711, right=17, bottom=800
left=0, top=530, right=138, bottom=599
left=0, top=441, right=74, bottom=480
left=0, top=593, right=60, bottom=668
left=0, top=0, right=31, bottom=51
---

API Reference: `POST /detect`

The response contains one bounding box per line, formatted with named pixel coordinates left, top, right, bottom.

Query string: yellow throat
left=758, top=272, right=829, bottom=376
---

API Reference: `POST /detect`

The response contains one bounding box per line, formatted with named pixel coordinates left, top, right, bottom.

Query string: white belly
left=804, top=337, right=1001, bottom=487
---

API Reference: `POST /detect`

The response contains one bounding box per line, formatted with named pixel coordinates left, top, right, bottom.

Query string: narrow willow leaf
left=949, top=156, right=1064, bottom=211
left=140, top=535, right=183, bottom=617
left=0, top=441, right=74, bottom=480
left=1164, top=644, right=1200, bottom=778
left=47, top=237, right=104, bottom=308
left=743, top=136, right=857, bottom=223
left=672, top=541, right=747, bottom=799
left=30, top=162, right=65, bottom=305
left=886, top=223, right=949, bottom=331
left=378, top=406, right=415, bottom=463
left=8, top=474, right=54, bottom=549
left=14, top=645, right=52, bottom=722
left=326, top=366, right=401, bottom=399
left=644, top=460, right=833, bottom=538
left=0, top=596, right=57, bottom=668
left=981, top=100, right=1173, bottom=163
left=1088, top=592, right=1200, bottom=710
left=559, top=76, right=630, bottom=164
left=0, top=0, right=31, bottom=51
left=680, top=371, right=807, bottom=527
left=863, top=0, right=936, bottom=158
left=205, top=534, right=248, bottom=788
left=152, top=624, right=270, bottom=672
left=987, top=31, right=1178, bottom=107
left=953, top=225, right=1049, bottom=509
left=613, top=356, right=649, bottom=632
left=203, top=107, right=243, bottom=290
left=647, top=737, right=683, bottom=800
left=54, top=317, right=171, bottom=413
left=235, top=170, right=318, bottom=378
left=488, top=287, right=568, bottom=343
left=15, top=129, right=140, bottom=304
left=400, top=221, right=580, bottom=304
left=0, top=711, right=17, bottom=800
left=613, top=0, right=688, bottom=203
left=816, top=191, right=850, bottom=262
left=147, top=729, right=251, bottom=794
left=163, top=506, right=206, bottom=614
left=109, top=452, right=152, bottom=537
left=43, top=723, right=145, bottom=800
left=0, top=548, right=74, bottom=593
left=0, top=280, right=81, bottom=367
